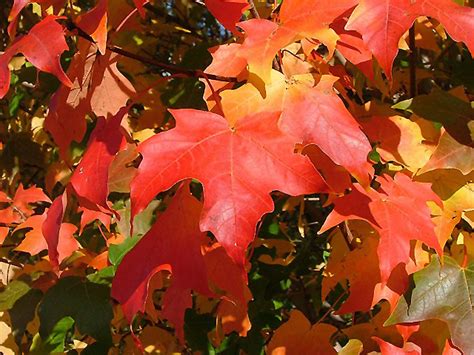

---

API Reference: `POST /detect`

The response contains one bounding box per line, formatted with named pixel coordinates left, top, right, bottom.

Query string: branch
left=142, top=3, right=206, bottom=41
left=409, top=26, right=417, bottom=97
left=248, top=0, right=261, bottom=19
left=65, top=20, right=238, bottom=83
left=0, top=258, right=23, bottom=268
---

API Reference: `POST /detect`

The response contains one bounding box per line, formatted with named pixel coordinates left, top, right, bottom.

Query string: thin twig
left=409, top=26, right=417, bottom=97
left=65, top=20, right=238, bottom=83
left=430, top=40, right=455, bottom=70
left=248, top=0, right=261, bottom=19
left=0, top=257, right=23, bottom=268
left=315, top=289, right=348, bottom=326
left=340, top=221, right=355, bottom=251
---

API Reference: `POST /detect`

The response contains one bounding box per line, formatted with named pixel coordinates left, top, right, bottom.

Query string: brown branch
left=0, top=258, right=23, bottom=268
left=65, top=20, right=238, bottom=83
left=248, top=0, right=261, bottom=19
left=409, top=26, right=417, bottom=97
left=340, top=221, right=355, bottom=251
left=316, top=289, right=348, bottom=325
left=430, top=39, right=455, bottom=70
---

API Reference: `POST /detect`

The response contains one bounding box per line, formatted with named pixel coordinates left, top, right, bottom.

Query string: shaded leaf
left=321, top=173, right=442, bottom=283
left=112, top=184, right=213, bottom=341
left=0, top=281, right=30, bottom=311
left=70, top=107, right=127, bottom=211
left=30, top=316, right=74, bottom=354
left=205, top=0, right=250, bottom=32
left=39, top=276, right=113, bottom=345
left=419, top=132, right=474, bottom=175
left=386, top=256, right=474, bottom=354
left=393, top=90, right=474, bottom=147
left=0, top=15, right=72, bottom=98
left=267, top=309, right=337, bottom=354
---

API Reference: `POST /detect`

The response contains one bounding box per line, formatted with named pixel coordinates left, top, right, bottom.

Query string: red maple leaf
left=70, top=107, right=128, bottom=211
left=76, top=0, right=108, bottom=54
left=112, top=184, right=214, bottom=341
left=0, top=15, right=72, bottom=98
left=320, top=173, right=442, bottom=283
left=42, top=192, right=68, bottom=271
left=131, top=110, right=328, bottom=270
left=7, top=0, right=64, bottom=37
left=205, top=0, right=250, bottom=32
left=346, top=0, right=474, bottom=78
left=15, top=213, right=78, bottom=266
left=44, top=40, right=135, bottom=159
left=0, top=184, right=51, bottom=225
left=281, top=75, right=374, bottom=186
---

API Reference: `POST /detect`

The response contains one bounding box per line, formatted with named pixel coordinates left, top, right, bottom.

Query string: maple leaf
left=107, top=143, right=138, bottom=194
left=373, top=337, right=422, bottom=355
left=346, top=0, right=474, bottom=78
left=443, top=340, right=462, bottom=355
left=42, top=192, right=68, bottom=271
left=70, top=107, right=128, bottom=211
left=77, top=0, right=108, bottom=55
left=281, top=75, right=374, bottom=186
left=131, top=110, right=327, bottom=269
left=323, top=221, right=410, bottom=314
left=7, top=0, right=65, bottom=37
left=203, top=243, right=252, bottom=337
left=331, top=12, right=374, bottom=79
left=279, top=0, right=358, bottom=58
left=279, top=0, right=358, bottom=36
left=205, top=0, right=250, bottom=32
left=0, top=15, right=72, bottom=99
left=78, top=206, right=111, bottom=234
left=234, top=0, right=358, bottom=84
left=0, top=184, right=51, bottom=225
left=386, top=256, right=474, bottom=354
left=14, top=214, right=78, bottom=265
left=361, top=114, right=436, bottom=172
left=304, top=145, right=352, bottom=194
left=343, top=302, right=404, bottom=352
left=112, top=184, right=213, bottom=341
left=392, top=89, right=474, bottom=147
left=203, top=44, right=247, bottom=100
left=45, top=40, right=135, bottom=159
left=320, top=173, right=442, bottom=283
left=218, top=73, right=373, bottom=185
left=419, top=131, right=474, bottom=175
left=323, top=228, right=381, bottom=313
left=267, top=310, right=337, bottom=354
left=236, top=19, right=294, bottom=84
left=131, top=0, right=148, bottom=16
left=0, top=227, right=8, bottom=244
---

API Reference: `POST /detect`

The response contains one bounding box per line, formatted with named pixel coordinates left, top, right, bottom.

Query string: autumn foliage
left=0, top=0, right=473, bottom=353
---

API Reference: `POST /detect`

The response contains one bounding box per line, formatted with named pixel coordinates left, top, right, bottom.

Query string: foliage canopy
left=0, top=0, right=473, bottom=353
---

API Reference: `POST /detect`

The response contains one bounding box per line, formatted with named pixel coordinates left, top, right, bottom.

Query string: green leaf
left=115, top=199, right=160, bottom=238
left=339, top=339, right=363, bottom=355
left=9, top=288, right=43, bottom=346
left=392, top=90, right=473, bottom=147
left=38, top=277, right=113, bottom=346
left=30, top=316, right=74, bottom=354
left=86, top=266, right=115, bottom=285
left=0, top=280, right=30, bottom=311
left=108, top=237, right=141, bottom=269
left=8, top=91, right=25, bottom=116
left=386, top=256, right=474, bottom=354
